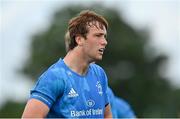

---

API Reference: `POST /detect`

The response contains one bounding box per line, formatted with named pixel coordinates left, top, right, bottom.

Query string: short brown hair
left=66, top=10, right=108, bottom=51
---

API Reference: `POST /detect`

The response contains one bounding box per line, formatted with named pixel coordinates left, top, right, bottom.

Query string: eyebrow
left=94, top=33, right=107, bottom=38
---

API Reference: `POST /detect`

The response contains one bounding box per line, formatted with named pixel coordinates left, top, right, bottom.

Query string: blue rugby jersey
left=30, top=58, right=109, bottom=118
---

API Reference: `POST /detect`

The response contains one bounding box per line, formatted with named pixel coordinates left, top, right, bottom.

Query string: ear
left=75, top=35, right=84, bottom=46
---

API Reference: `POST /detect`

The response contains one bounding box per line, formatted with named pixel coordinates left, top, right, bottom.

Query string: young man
left=22, top=10, right=112, bottom=118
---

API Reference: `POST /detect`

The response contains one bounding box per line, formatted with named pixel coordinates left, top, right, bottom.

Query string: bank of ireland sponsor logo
left=71, top=108, right=103, bottom=117
left=68, top=88, right=79, bottom=98
left=96, top=81, right=103, bottom=96
left=86, top=99, right=95, bottom=107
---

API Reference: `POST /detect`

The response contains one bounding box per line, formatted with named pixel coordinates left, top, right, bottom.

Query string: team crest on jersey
left=68, top=88, right=79, bottom=98
left=86, top=99, right=95, bottom=107
left=96, top=81, right=103, bottom=96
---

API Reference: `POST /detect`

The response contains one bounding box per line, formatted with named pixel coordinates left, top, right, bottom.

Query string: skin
left=64, top=22, right=108, bottom=75
left=22, top=99, right=49, bottom=118
left=22, top=21, right=112, bottom=118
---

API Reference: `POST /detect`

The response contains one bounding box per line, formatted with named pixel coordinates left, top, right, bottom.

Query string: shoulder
left=41, top=58, right=66, bottom=79
left=89, top=63, right=106, bottom=74
left=31, top=59, right=65, bottom=101
left=114, top=97, right=131, bottom=110
left=35, top=58, right=67, bottom=91
left=114, top=97, right=136, bottom=117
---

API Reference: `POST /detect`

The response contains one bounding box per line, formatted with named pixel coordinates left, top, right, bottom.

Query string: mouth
left=98, top=48, right=105, bottom=54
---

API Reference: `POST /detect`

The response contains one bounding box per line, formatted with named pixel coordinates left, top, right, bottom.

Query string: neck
left=63, top=48, right=91, bottom=75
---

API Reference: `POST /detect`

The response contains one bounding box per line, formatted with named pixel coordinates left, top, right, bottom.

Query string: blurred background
left=0, top=0, right=180, bottom=117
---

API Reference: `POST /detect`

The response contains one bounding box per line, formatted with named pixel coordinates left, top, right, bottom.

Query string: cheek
left=85, top=41, right=94, bottom=49
left=84, top=45, right=95, bottom=55
left=84, top=40, right=98, bottom=51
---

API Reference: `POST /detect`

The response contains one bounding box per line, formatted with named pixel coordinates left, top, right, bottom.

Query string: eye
left=94, top=33, right=107, bottom=39
left=95, top=34, right=102, bottom=37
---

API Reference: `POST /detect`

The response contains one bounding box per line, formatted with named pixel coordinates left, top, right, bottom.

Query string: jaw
left=86, top=53, right=103, bottom=63
left=83, top=49, right=104, bottom=63
left=93, top=53, right=103, bottom=61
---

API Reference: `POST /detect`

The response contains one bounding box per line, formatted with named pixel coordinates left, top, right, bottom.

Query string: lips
left=98, top=48, right=105, bottom=54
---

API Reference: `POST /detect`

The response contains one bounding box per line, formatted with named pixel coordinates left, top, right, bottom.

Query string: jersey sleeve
left=102, top=71, right=109, bottom=106
left=30, top=68, right=65, bottom=108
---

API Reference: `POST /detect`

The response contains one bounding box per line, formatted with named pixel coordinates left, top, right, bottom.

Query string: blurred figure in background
left=108, top=87, right=136, bottom=118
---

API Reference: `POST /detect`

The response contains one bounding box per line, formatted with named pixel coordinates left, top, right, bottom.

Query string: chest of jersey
left=50, top=70, right=106, bottom=118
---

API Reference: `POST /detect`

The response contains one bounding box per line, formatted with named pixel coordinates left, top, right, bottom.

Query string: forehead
left=87, top=21, right=107, bottom=34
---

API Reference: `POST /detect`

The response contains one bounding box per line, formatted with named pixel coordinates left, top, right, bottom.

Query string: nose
left=101, top=38, right=108, bottom=46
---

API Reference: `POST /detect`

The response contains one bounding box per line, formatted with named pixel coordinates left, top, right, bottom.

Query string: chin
left=90, top=55, right=103, bottom=63
left=95, top=56, right=103, bottom=61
